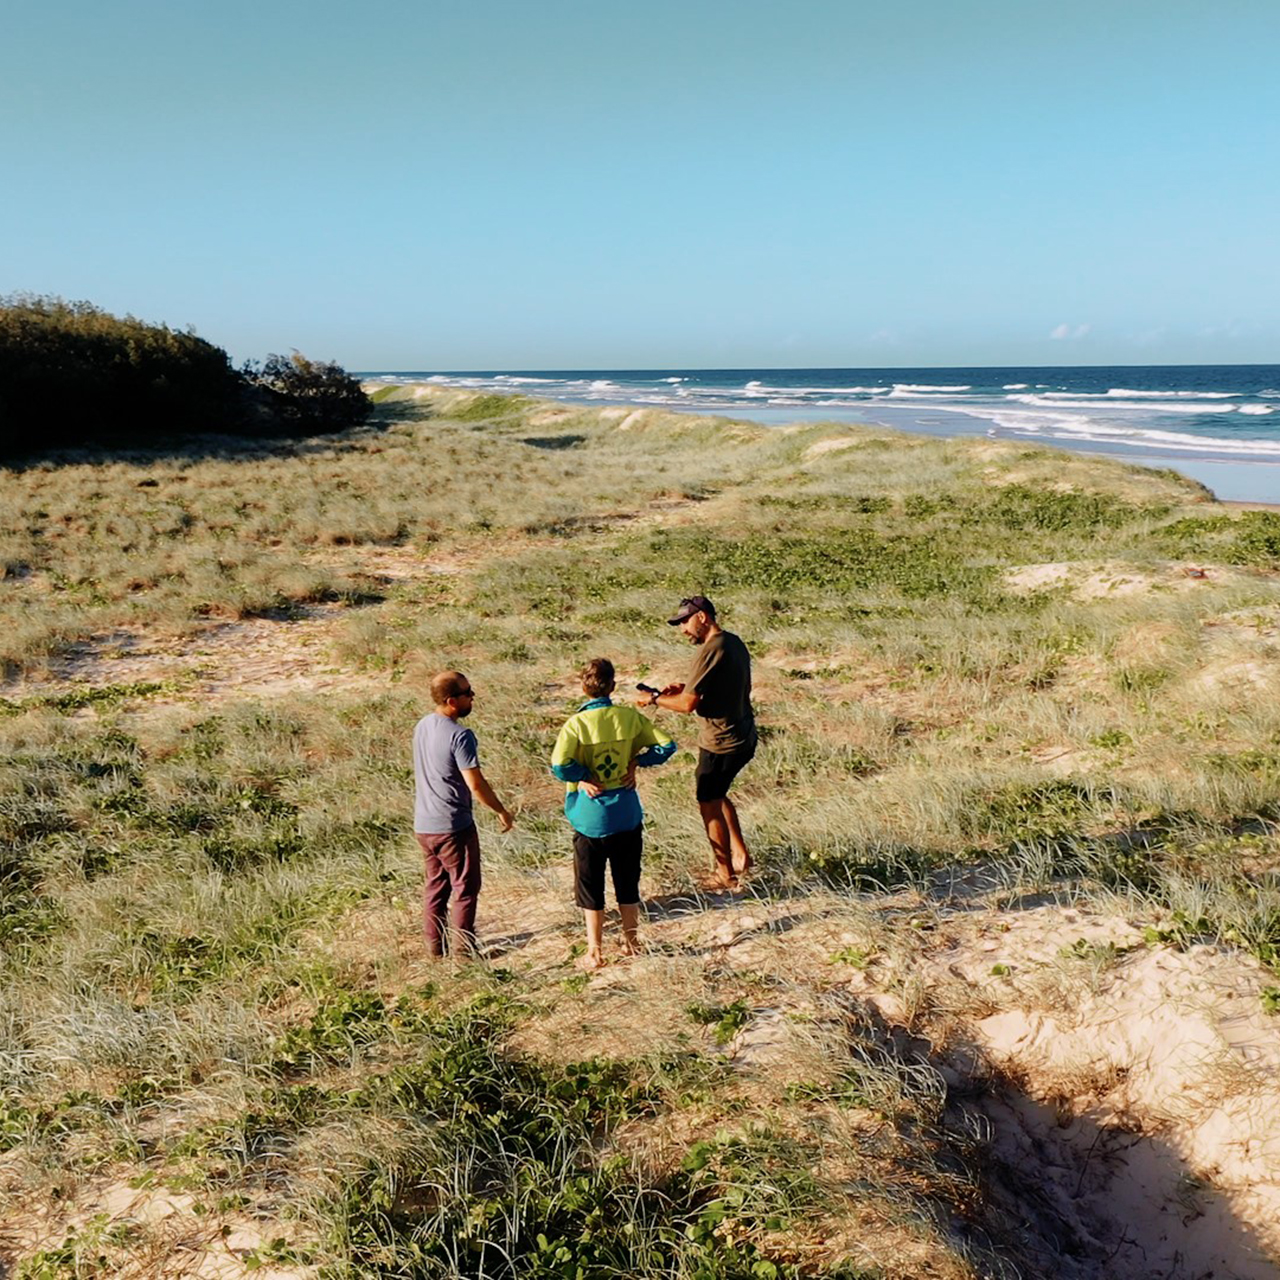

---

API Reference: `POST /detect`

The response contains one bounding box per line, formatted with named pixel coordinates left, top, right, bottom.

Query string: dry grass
left=3, top=386, right=1280, bottom=1276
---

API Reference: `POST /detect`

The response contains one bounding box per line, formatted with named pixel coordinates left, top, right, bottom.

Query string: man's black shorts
left=694, top=737, right=757, bottom=803
left=574, top=825, right=643, bottom=911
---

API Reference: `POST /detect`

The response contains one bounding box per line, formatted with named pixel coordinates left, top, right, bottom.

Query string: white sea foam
left=973, top=407, right=1280, bottom=457
left=1104, top=388, right=1237, bottom=399
left=661, top=376, right=685, bottom=383
left=1238, top=404, right=1275, bottom=415
left=735, top=382, right=889, bottom=397
left=1003, top=383, right=1028, bottom=390
left=1007, top=394, right=1235, bottom=415
left=1012, top=390, right=1234, bottom=403
left=1015, top=392, right=1116, bottom=400
left=891, top=383, right=972, bottom=392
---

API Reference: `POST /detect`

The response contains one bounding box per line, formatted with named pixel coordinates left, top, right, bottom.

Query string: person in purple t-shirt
left=412, top=670, right=514, bottom=957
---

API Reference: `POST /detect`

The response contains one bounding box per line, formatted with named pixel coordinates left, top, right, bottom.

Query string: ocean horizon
left=362, top=364, right=1280, bottom=504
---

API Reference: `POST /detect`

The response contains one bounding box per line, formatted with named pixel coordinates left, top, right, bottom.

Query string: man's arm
left=461, top=767, right=514, bottom=832
left=657, top=689, right=699, bottom=714
left=636, top=682, right=700, bottom=715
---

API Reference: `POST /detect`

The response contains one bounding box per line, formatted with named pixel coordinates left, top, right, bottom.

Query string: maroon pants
left=415, top=823, right=482, bottom=957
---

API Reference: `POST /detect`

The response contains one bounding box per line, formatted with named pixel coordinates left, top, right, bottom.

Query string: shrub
left=1161, top=510, right=1280, bottom=567
left=0, top=295, right=244, bottom=452
left=0, top=295, right=370, bottom=453
left=242, top=352, right=371, bottom=434
left=973, top=484, right=1145, bottom=533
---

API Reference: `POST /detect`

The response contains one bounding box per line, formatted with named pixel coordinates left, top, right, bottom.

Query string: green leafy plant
left=687, top=1000, right=752, bottom=1046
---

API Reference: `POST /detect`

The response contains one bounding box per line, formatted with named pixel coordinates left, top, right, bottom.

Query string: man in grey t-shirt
left=413, top=670, right=514, bottom=956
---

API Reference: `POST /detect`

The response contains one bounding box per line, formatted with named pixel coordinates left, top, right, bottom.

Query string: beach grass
left=1, top=386, right=1279, bottom=1276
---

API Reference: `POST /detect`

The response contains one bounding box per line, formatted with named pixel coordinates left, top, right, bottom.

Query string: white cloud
left=1050, top=322, right=1091, bottom=340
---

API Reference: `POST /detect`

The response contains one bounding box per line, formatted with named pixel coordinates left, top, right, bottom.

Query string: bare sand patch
left=0, top=1179, right=312, bottom=1278
left=1203, top=604, right=1280, bottom=646
left=803, top=437, right=863, bottom=461
left=889, top=903, right=1280, bottom=1278
left=1030, top=743, right=1105, bottom=776
left=1191, top=657, right=1277, bottom=696
left=1004, top=559, right=1244, bottom=600
left=0, top=605, right=379, bottom=708
left=527, top=408, right=577, bottom=425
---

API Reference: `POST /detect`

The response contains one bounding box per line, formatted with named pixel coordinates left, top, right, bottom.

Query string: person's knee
left=698, top=798, right=723, bottom=821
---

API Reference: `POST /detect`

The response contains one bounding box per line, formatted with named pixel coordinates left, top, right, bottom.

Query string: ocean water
left=364, top=365, right=1280, bottom=503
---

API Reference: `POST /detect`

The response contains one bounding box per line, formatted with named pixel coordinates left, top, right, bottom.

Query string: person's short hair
left=431, top=670, right=470, bottom=705
left=580, top=657, right=615, bottom=697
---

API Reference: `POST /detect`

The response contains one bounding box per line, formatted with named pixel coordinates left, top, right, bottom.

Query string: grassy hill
left=1, top=387, right=1279, bottom=1277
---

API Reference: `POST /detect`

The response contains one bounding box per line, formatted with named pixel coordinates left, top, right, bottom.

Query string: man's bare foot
left=619, top=939, right=640, bottom=957
left=731, top=854, right=752, bottom=878
left=576, top=951, right=606, bottom=971
left=702, top=870, right=737, bottom=891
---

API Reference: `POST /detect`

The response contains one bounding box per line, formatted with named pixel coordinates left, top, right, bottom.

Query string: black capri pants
left=573, top=825, right=643, bottom=911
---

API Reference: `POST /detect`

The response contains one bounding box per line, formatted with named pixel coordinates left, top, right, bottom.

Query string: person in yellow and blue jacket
left=550, top=657, right=676, bottom=969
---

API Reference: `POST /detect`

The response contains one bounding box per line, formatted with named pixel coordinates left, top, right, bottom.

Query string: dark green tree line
left=0, top=295, right=370, bottom=455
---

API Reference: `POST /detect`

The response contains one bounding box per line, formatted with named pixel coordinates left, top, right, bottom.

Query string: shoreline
left=367, top=375, right=1280, bottom=506
left=717, top=401, right=1280, bottom=505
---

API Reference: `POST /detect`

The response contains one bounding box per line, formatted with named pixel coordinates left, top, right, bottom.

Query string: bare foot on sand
left=701, top=870, right=738, bottom=892
left=619, top=940, right=640, bottom=957
left=576, top=951, right=606, bottom=971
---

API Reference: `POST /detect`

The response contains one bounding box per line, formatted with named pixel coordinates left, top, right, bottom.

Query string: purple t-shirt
left=413, top=713, right=480, bottom=834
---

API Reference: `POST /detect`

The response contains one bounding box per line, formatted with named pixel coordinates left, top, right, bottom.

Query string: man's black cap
left=668, top=594, right=716, bottom=625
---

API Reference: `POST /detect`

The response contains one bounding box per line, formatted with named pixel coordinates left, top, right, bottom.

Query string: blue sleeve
left=551, top=760, right=590, bottom=781
left=634, top=739, right=678, bottom=767
left=453, top=728, right=479, bottom=771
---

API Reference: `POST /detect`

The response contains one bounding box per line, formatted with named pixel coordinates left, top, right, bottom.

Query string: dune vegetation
left=2, top=386, right=1280, bottom=1277
left=0, top=295, right=371, bottom=456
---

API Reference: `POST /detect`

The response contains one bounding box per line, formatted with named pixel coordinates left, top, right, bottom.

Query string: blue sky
left=3, top=0, right=1278, bottom=370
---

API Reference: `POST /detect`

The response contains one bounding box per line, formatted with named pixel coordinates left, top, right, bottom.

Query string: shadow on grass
left=518, top=434, right=587, bottom=451
left=0, top=421, right=393, bottom=471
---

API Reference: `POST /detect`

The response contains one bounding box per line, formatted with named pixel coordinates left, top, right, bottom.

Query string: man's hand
left=463, top=767, right=514, bottom=832
left=637, top=681, right=683, bottom=710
